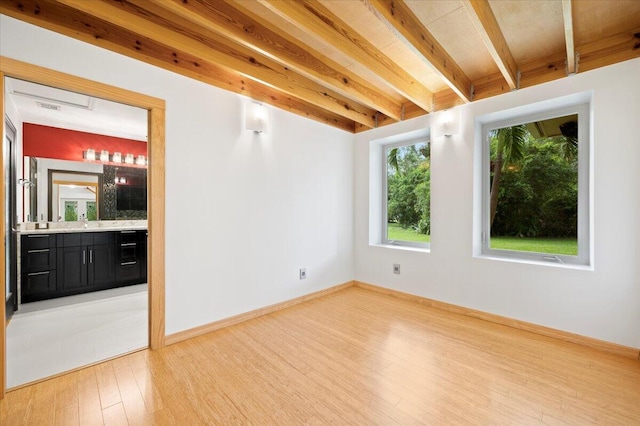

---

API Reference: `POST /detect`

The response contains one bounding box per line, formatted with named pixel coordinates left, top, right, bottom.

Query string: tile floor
left=6, top=284, right=148, bottom=388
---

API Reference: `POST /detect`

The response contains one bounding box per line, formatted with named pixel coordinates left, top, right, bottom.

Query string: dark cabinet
left=116, top=230, right=147, bottom=285
left=91, top=243, right=117, bottom=287
left=21, top=234, right=57, bottom=303
left=56, top=232, right=115, bottom=292
left=58, top=245, right=88, bottom=291
left=21, top=229, right=145, bottom=304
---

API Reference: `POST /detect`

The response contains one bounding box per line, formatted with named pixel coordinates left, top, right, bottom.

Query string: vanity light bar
left=83, top=149, right=147, bottom=166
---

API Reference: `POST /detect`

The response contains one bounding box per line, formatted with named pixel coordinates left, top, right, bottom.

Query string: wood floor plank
left=113, top=363, right=149, bottom=425
left=77, top=373, right=104, bottom=426
left=2, top=287, right=639, bottom=424
left=94, top=363, right=122, bottom=410
left=101, top=402, right=127, bottom=426
left=24, top=379, right=57, bottom=425
left=54, top=402, right=79, bottom=426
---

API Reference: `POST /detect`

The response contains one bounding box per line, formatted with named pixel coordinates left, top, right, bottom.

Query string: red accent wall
left=23, top=123, right=147, bottom=162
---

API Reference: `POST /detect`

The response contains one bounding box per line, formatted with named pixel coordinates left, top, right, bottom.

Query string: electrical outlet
left=299, top=268, right=307, bottom=280
left=393, top=264, right=400, bottom=274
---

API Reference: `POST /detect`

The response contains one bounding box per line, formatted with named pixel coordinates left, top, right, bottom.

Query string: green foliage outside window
left=386, top=142, right=430, bottom=241
left=64, top=201, right=78, bottom=222
left=489, top=129, right=578, bottom=240
left=86, top=202, right=97, bottom=221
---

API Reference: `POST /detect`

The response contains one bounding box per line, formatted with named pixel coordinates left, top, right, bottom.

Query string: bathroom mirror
left=24, top=157, right=147, bottom=222
left=49, top=170, right=100, bottom=221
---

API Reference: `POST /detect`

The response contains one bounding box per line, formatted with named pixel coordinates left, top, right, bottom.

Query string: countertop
left=16, top=220, right=147, bottom=234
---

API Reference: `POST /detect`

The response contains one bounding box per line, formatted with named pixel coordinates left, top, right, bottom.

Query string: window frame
left=381, top=136, right=431, bottom=250
left=479, top=100, right=591, bottom=267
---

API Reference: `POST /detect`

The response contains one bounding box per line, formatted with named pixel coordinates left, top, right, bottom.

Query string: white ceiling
left=5, top=77, right=148, bottom=141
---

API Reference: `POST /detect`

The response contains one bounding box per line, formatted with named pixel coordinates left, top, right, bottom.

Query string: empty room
left=1, top=0, right=639, bottom=424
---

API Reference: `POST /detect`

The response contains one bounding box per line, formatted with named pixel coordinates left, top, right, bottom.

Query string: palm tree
left=489, top=125, right=527, bottom=226
left=388, top=147, right=400, bottom=174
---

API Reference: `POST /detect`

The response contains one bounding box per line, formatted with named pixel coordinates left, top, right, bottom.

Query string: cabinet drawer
left=24, top=248, right=56, bottom=272
left=118, top=230, right=140, bottom=244
left=116, top=260, right=141, bottom=283
left=23, top=234, right=56, bottom=250
left=23, top=270, right=57, bottom=298
left=119, top=243, right=138, bottom=261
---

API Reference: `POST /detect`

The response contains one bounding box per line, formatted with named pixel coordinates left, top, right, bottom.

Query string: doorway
left=4, top=117, right=16, bottom=320
left=0, top=57, right=166, bottom=398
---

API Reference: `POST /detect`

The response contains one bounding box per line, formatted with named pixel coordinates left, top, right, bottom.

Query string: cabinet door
left=57, top=245, right=88, bottom=290
left=89, top=244, right=115, bottom=287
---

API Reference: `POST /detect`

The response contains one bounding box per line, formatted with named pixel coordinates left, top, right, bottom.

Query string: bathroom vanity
left=17, top=222, right=147, bottom=304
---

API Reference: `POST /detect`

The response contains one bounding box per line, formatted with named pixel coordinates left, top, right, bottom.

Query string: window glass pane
left=386, top=141, right=430, bottom=245
left=488, top=114, right=578, bottom=256
left=64, top=200, right=78, bottom=221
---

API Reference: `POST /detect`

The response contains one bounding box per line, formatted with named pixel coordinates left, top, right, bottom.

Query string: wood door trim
left=0, top=56, right=166, bottom=398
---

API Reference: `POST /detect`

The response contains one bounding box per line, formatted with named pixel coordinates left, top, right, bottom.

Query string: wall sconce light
left=112, top=151, right=122, bottom=163
left=440, top=109, right=460, bottom=137
left=100, top=150, right=110, bottom=162
left=84, top=148, right=96, bottom=161
left=245, top=102, right=268, bottom=133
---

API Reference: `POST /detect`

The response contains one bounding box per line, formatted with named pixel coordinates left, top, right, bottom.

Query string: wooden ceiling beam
left=461, top=0, right=519, bottom=90
left=55, top=0, right=378, bottom=128
left=137, top=0, right=403, bottom=122
left=259, top=0, right=434, bottom=113
left=473, top=26, right=640, bottom=100
left=574, top=26, right=640, bottom=73
left=367, top=0, right=473, bottom=102
left=562, top=0, right=576, bottom=74
left=0, top=0, right=355, bottom=132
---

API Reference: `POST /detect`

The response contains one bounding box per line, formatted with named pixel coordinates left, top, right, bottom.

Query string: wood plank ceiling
left=1, top=0, right=639, bottom=133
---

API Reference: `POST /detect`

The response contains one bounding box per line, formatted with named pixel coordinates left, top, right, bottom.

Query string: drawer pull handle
left=27, top=234, right=50, bottom=238
left=121, top=261, right=137, bottom=266
left=28, top=248, right=50, bottom=253
left=28, top=271, right=50, bottom=276
left=120, top=243, right=137, bottom=247
left=120, top=230, right=137, bottom=234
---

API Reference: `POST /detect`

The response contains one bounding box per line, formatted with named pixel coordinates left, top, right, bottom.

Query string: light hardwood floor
left=1, top=286, right=639, bottom=425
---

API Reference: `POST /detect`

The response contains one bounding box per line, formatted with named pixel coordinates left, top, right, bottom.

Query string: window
left=479, top=97, right=590, bottom=266
left=382, top=137, right=431, bottom=249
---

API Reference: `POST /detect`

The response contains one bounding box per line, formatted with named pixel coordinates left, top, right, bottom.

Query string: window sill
left=372, top=243, right=431, bottom=253
left=475, top=253, right=593, bottom=271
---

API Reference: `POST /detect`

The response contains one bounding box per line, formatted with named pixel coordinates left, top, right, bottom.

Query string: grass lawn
left=387, top=223, right=577, bottom=255
left=387, top=223, right=430, bottom=243
left=489, top=236, right=577, bottom=255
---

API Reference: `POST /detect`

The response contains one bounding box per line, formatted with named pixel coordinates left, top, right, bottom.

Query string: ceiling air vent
left=37, top=102, right=61, bottom=111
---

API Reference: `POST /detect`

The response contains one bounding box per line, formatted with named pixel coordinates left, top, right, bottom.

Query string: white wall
left=355, top=58, right=640, bottom=348
left=0, top=15, right=354, bottom=335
